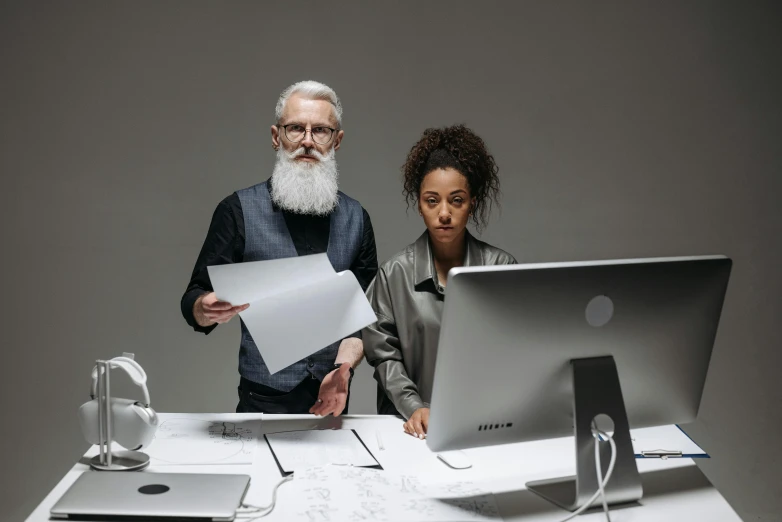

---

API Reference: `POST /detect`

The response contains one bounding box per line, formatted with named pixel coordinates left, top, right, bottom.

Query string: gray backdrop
left=1, top=1, right=780, bottom=520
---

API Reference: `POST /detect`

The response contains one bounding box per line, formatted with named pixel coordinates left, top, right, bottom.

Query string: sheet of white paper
left=208, top=255, right=377, bottom=374
left=144, top=417, right=260, bottom=465
left=271, top=465, right=501, bottom=521
left=238, top=270, right=377, bottom=373
left=265, top=429, right=379, bottom=473
left=631, top=425, right=706, bottom=455
left=207, top=254, right=334, bottom=306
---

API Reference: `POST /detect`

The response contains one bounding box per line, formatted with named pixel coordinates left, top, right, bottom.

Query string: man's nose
left=301, top=129, right=316, bottom=148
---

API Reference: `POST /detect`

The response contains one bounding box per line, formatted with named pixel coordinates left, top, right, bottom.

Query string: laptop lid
left=51, top=472, right=251, bottom=521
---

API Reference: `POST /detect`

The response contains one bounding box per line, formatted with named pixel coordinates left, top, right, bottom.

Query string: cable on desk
left=557, top=424, right=616, bottom=522
left=235, top=475, right=293, bottom=520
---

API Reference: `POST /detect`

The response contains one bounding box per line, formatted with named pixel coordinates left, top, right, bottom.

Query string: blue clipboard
left=632, top=425, right=709, bottom=459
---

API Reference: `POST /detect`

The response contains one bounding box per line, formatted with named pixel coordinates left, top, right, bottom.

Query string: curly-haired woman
left=363, top=124, right=517, bottom=438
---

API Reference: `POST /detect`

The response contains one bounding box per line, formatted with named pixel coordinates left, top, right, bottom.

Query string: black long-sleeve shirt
left=181, top=189, right=378, bottom=335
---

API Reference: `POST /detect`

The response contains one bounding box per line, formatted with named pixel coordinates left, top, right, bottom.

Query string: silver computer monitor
left=426, top=255, right=731, bottom=511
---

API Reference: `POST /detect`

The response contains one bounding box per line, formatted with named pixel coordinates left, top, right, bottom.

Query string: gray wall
left=2, top=1, right=780, bottom=520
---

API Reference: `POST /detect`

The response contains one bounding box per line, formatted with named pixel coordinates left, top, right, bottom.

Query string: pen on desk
left=376, top=430, right=384, bottom=450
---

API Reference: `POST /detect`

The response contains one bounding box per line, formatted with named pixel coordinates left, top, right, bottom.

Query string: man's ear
left=271, top=125, right=281, bottom=151
left=333, top=129, right=345, bottom=151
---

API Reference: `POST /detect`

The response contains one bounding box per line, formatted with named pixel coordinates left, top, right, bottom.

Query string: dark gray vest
left=235, top=181, right=363, bottom=391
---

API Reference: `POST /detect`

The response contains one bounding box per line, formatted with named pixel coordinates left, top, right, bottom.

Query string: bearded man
left=181, top=81, right=378, bottom=415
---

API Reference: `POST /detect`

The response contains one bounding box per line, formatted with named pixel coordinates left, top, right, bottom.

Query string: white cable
left=235, top=475, right=293, bottom=520
left=594, top=424, right=612, bottom=522
left=557, top=426, right=616, bottom=522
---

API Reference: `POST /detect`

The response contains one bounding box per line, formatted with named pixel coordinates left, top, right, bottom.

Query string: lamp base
left=89, top=450, right=150, bottom=471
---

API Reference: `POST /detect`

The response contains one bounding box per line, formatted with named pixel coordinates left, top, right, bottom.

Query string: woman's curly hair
left=402, top=124, right=500, bottom=231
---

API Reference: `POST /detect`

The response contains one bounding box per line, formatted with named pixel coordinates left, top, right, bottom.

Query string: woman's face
left=418, top=168, right=475, bottom=244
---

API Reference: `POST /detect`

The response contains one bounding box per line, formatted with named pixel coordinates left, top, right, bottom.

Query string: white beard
left=270, top=146, right=339, bottom=215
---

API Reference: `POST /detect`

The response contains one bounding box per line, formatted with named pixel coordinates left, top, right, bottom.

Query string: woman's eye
left=453, top=198, right=464, bottom=204
left=427, top=198, right=437, bottom=204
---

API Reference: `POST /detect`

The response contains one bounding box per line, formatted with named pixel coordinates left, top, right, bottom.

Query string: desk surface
left=27, top=413, right=740, bottom=522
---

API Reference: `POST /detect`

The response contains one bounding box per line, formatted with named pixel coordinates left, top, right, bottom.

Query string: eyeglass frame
left=275, top=123, right=339, bottom=145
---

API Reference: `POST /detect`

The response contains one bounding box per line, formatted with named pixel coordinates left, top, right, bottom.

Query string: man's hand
left=194, top=292, right=249, bottom=327
left=310, top=363, right=351, bottom=417
left=403, top=408, right=430, bottom=439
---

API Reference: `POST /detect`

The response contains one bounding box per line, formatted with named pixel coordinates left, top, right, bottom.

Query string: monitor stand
left=526, top=356, right=643, bottom=511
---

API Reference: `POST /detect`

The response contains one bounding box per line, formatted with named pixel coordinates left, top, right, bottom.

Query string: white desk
left=27, top=413, right=740, bottom=521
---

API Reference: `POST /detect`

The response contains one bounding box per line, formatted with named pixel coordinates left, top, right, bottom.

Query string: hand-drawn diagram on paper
left=272, top=465, right=501, bottom=522
left=145, top=417, right=258, bottom=465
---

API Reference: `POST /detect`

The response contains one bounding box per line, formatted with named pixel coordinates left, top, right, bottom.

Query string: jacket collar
left=413, top=229, right=484, bottom=288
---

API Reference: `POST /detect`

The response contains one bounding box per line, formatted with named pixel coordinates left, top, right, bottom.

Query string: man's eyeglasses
left=277, top=124, right=337, bottom=145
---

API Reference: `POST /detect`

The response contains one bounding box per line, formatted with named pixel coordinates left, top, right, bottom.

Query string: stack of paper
left=208, top=254, right=376, bottom=374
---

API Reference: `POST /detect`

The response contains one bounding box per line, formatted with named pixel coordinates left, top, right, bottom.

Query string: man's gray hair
left=275, top=80, right=343, bottom=127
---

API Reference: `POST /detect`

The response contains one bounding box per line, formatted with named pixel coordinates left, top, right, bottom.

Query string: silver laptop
left=51, top=472, right=251, bottom=521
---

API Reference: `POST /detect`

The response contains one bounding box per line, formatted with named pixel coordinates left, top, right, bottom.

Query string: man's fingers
left=308, top=398, right=324, bottom=415
left=310, top=397, right=329, bottom=416
left=206, top=310, right=234, bottom=320
left=205, top=300, right=234, bottom=311
left=320, top=398, right=339, bottom=417
left=332, top=396, right=346, bottom=417
left=320, top=393, right=346, bottom=417
left=421, top=414, right=429, bottom=433
left=309, top=402, right=323, bottom=416
left=208, top=310, right=240, bottom=322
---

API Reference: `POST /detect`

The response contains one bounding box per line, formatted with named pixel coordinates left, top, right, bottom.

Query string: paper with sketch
left=145, top=417, right=260, bottom=465
left=265, top=429, right=379, bottom=473
left=631, top=425, right=707, bottom=456
left=271, top=465, right=501, bottom=521
left=208, top=254, right=376, bottom=374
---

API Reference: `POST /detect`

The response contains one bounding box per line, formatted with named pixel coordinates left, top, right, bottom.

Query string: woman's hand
left=403, top=408, right=430, bottom=439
